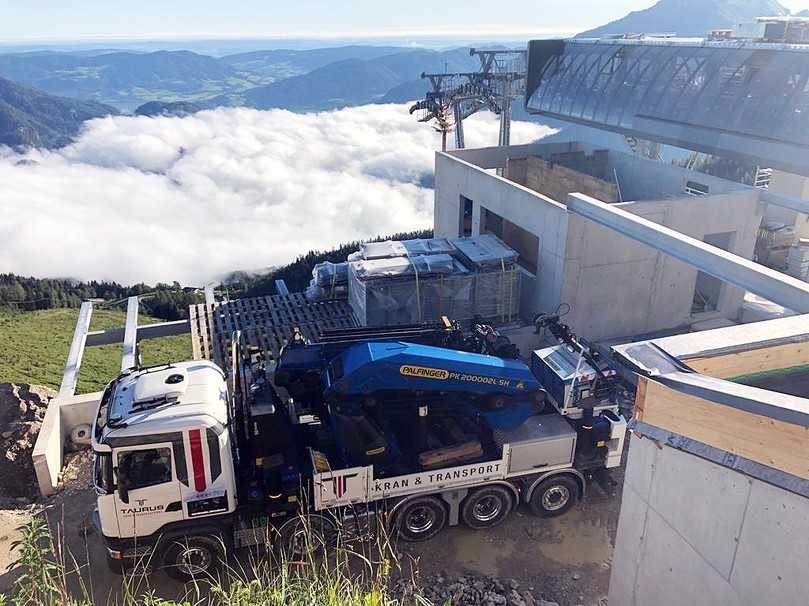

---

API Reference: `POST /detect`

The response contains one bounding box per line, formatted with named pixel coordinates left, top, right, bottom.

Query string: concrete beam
left=86, top=319, right=190, bottom=347
left=32, top=391, right=102, bottom=497
left=121, top=296, right=139, bottom=371
left=58, top=301, right=93, bottom=398
left=761, top=190, right=809, bottom=216
left=567, top=193, right=809, bottom=313
left=204, top=283, right=216, bottom=305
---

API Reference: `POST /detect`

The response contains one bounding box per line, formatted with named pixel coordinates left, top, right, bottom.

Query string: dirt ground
left=0, top=453, right=623, bottom=606
left=399, top=468, right=621, bottom=606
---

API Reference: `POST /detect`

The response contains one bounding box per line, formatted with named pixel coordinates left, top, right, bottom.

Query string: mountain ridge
left=236, top=48, right=477, bottom=111
left=0, top=77, right=117, bottom=148
left=577, top=0, right=790, bottom=38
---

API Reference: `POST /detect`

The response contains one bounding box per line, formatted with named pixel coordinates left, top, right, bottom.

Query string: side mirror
left=115, top=468, right=129, bottom=503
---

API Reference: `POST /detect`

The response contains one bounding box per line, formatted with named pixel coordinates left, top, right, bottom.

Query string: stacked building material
left=452, top=234, right=522, bottom=323
left=787, top=239, right=809, bottom=281
left=347, top=235, right=521, bottom=326
left=359, top=238, right=456, bottom=260
left=305, top=261, right=349, bottom=301
left=755, top=223, right=795, bottom=269
left=348, top=254, right=473, bottom=326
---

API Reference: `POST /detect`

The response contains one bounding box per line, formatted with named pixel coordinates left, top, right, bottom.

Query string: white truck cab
left=91, top=361, right=237, bottom=567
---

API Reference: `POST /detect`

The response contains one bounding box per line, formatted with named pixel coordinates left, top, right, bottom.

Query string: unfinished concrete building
left=434, top=142, right=763, bottom=340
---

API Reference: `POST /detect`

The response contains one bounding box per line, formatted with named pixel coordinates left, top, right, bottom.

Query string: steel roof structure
left=525, top=38, right=809, bottom=176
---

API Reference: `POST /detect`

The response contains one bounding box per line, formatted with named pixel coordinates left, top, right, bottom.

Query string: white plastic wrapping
left=451, top=234, right=519, bottom=270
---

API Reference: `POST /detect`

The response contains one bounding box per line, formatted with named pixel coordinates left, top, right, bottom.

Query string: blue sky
left=3, top=0, right=809, bottom=42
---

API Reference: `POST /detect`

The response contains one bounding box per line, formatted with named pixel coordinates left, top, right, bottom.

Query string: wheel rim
left=290, top=528, right=308, bottom=556
left=472, top=495, right=502, bottom=522
left=406, top=506, right=436, bottom=534
left=177, top=545, right=212, bottom=576
left=542, top=485, right=570, bottom=511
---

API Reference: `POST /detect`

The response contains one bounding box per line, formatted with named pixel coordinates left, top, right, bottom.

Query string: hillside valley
left=0, top=0, right=804, bottom=149
left=0, top=77, right=116, bottom=148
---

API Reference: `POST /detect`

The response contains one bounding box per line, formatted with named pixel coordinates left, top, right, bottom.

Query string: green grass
left=728, top=363, right=809, bottom=383
left=0, top=308, right=192, bottom=394
left=5, top=515, right=428, bottom=606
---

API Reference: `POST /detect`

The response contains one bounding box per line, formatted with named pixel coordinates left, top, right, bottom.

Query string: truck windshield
left=93, top=452, right=113, bottom=494
left=117, top=448, right=172, bottom=490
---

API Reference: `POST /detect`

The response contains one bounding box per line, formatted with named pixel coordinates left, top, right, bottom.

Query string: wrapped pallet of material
left=359, top=238, right=456, bottom=260
left=474, top=267, right=521, bottom=322
left=451, top=234, right=522, bottom=322
left=348, top=254, right=476, bottom=326
left=450, top=234, right=518, bottom=270
left=305, top=261, right=349, bottom=301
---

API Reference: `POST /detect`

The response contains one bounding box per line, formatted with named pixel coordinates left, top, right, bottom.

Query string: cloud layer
left=0, top=104, right=553, bottom=285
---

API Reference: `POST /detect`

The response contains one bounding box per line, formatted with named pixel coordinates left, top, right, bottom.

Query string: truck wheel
left=461, top=485, right=513, bottom=529
left=278, top=514, right=336, bottom=561
left=106, top=556, right=126, bottom=575
left=161, top=535, right=223, bottom=581
left=395, top=496, right=447, bottom=542
left=529, top=476, right=580, bottom=518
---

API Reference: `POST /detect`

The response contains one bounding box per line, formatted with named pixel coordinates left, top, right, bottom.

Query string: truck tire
left=394, top=496, right=447, bottom=542
left=461, top=485, right=513, bottom=529
left=529, top=475, right=580, bottom=518
left=105, top=556, right=126, bottom=575
left=277, top=514, right=336, bottom=561
left=161, top=535, right=224, bottom=581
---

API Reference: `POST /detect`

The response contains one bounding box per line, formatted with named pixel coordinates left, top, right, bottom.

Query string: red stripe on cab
left=189, top=429, right=206, bottom=492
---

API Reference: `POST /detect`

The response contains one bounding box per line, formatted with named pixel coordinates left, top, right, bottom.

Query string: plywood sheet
left=685, top=341, right=809, bottom=379
left=636, top=378, right=809, bottom=480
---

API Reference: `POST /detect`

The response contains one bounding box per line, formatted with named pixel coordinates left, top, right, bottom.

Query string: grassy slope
left=0, top=308, right=192, bottom=393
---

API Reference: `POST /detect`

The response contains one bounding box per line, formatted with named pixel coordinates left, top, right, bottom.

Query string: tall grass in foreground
left=4, top=515, right=435, bottom=606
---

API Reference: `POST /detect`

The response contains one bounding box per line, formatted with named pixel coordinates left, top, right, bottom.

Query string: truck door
left=113, top=443, right=184, bottom=538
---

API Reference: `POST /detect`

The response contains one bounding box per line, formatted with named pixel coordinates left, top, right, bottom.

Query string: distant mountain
left=0, top=77, right=116, bottom=148
left=577, top=0, right=789, bottom=38
left=221, top=45, right=411, bottom=80
left=0, top=50, right=262, bottom=111
left=238, top=48, right=478, bottom=111
left=134, top=100, right=204, bottom=117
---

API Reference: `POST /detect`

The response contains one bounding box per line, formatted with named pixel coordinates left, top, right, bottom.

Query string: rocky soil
left=0, top=383, right=55, bottom=503
left=398, top=573, right=607, bottom=606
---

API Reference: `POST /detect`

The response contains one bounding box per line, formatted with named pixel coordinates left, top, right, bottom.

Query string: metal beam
left=762, top=190, right=809, bottom=216
left=59, top=301, right=93, bottom=397
left=121, top=296, right=139, bottom=372
left=567, top=193, right=809, bottom=313
left=86, top=319, right=190, bottom=347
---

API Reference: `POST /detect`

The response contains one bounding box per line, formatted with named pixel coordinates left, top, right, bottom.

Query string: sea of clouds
left=0, top=104, right=553, bottom=285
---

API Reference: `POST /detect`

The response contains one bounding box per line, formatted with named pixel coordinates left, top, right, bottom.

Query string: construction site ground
left=0, top=447, right=622, bottom=606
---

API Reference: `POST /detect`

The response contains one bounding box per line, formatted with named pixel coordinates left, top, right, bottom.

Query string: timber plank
left=641, top=379, right=809, bottom=480
left=685, top=342, right=809, bottom=379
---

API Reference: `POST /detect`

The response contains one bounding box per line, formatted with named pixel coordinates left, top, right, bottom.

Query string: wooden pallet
left=189, top=294, right=357, bottom=369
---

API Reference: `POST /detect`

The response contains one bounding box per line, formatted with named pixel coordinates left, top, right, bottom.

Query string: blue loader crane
left=325, top=341, right=543, bottom=399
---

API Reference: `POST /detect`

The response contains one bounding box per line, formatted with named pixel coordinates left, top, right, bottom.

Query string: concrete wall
left=561, top=191, right=762, bottom=340
left=607, top=153, right=750, bottom=202
left=434, top=152, right=569, bottom=318
left=610, top=436, right=809, bottom=606
left=32, top=391, right=101, bottom=496
left=507, top=156, right=619, bottom=204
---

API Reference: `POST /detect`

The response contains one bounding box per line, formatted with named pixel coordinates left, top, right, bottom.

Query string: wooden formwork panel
left=189, top=295, right=357, bottom=370
left=684, top=341, right=809, bottom=380
left=635, top=377, right=809, bottom=480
